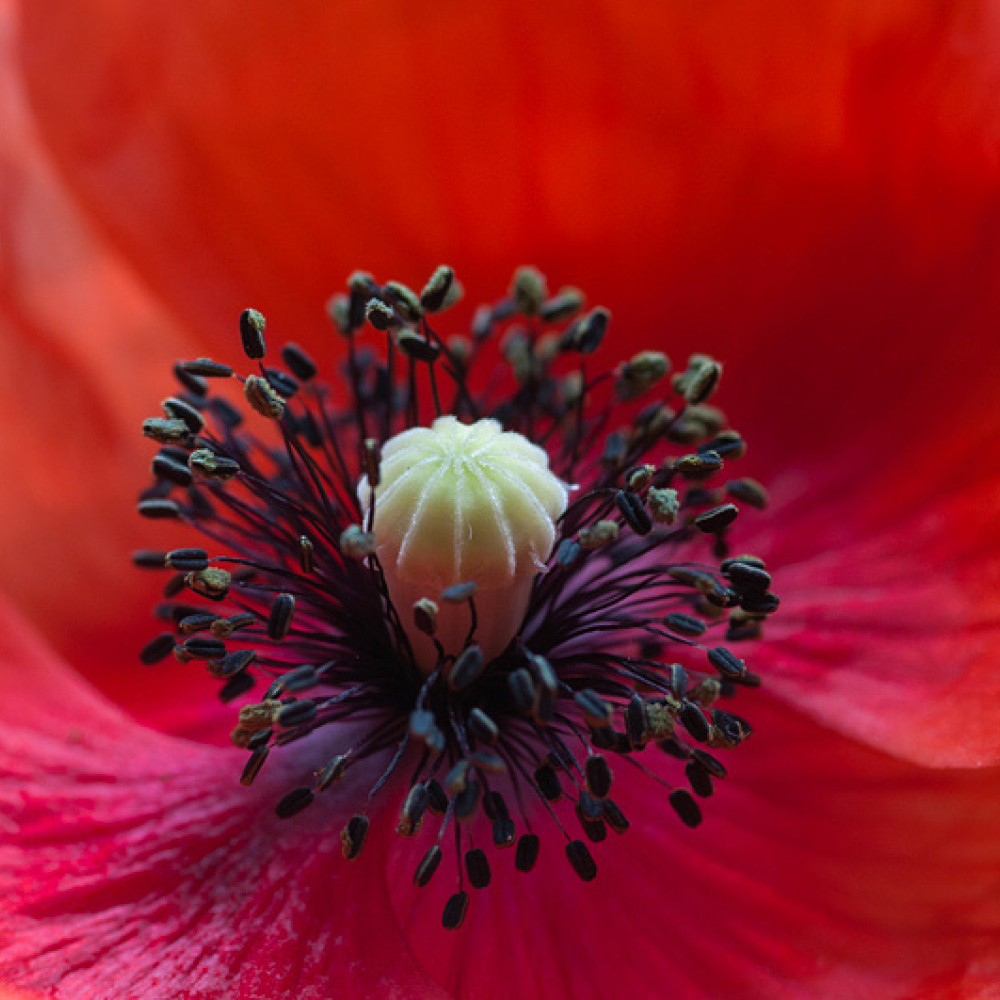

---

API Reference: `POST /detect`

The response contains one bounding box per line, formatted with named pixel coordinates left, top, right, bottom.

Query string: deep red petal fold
left=0, top=597, right=446, bottom=999
left=0, top=4, right=224, bottom=729
left=745, top=407, right=1000, bottom=767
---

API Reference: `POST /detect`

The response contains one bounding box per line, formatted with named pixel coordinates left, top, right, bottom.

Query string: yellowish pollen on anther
left=359, top=416, right=569, bottom=669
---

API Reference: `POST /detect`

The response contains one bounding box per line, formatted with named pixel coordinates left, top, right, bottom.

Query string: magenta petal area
left=0, top=600, right=445, bottom=999
left=386, top=695, right=1000, bottom=998
left=744, top=437, right=1000, bottom=768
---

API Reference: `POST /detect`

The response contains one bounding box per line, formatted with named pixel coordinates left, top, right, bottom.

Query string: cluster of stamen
left=136, top=265, right=777, bottom=930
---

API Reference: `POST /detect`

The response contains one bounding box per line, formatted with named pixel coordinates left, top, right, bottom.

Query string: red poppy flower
left=3, top=2, right=1000, bottom=997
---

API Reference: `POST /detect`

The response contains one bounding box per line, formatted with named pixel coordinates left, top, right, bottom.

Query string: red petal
left=0, top=598, right=446, bottom=998
left=0, top=16, right=224, bottom=727
left=17, top=2, right=1000, bottom=368
left=3, top=12, right=999, bottom=993
left=387, top=695, right=1000, bottom=996
left=745, top=444, right=1000, bottom=767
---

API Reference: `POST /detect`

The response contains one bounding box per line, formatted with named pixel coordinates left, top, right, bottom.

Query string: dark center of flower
left=135, top=265, right=778, bottom=931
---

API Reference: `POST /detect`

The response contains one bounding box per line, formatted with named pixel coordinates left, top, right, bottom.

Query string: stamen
left=465, top=848, right=491, bottom=888
left=134, top=264, right=778, bottom=931
left=415, top=845, right=443, bottom=886
left=566, top=839, right=598, bottom=882
left=694, top=503, right=740, bottom=533
left=239, top=308, right=267, bottom=360
left=515, top=834, right=541, bottom=873
left=275, top=786, right=314, bottom=819
left=240, top=746, right=269, bottom=785
left=174, top=361, right=209, bottom=396
left=162, top=396, right=205, bottom=434
left=707, top=647, right=746, bottom=680
left=139, top=632, right=175, bottom=665
left=685, top=760, right=715, bottom=798
left=448, top=645, right=485, bottom=691
left=442, top=891, right=470, bottom=931
left=142, top=418, right=190, bottom=445
left=267, top=593, right=296, bottom=640
left=180, top=358, right=234, bottom=378
left=584, top=755, right=612, bottom=799
left=668, top=789, right=702, bottom=828
left=244, top=374, right=285, bottom=420
left=152, top=452, right=194, bottom=487
left=512, top=265, right=548, bottom=315
left=341, top=815, right=370, bottom=860
left=420, top=266, right=459, bottom=313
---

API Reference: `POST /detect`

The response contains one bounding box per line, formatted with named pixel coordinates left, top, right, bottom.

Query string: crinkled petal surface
left=0, top=597, right=447, bottom=999
left=758, top=447, right=1000, bottom=767
left=2, top=600, right=999, bottom=998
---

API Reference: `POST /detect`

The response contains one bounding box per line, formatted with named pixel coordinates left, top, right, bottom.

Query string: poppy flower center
left=135, top=265, right=778, bottom=930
